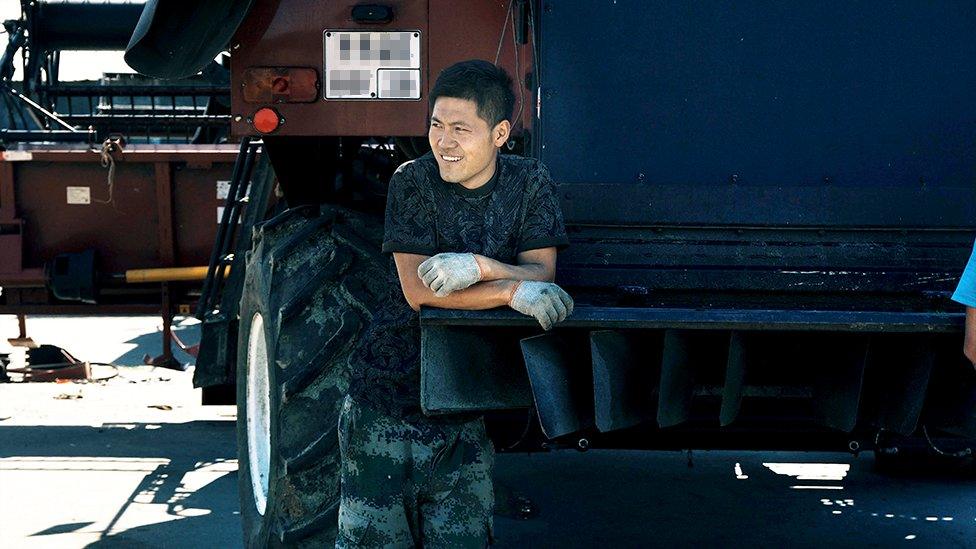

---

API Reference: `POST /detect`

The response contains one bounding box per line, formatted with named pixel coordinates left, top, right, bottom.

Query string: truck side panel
left=537, top=1, right=976, bottom=299
left=538, top=1, right=976, bottom=190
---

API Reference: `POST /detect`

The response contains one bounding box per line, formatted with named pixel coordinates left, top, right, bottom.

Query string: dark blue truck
left=124, top=1, right=976, bottom=545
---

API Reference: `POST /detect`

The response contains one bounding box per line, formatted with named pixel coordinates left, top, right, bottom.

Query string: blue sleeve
left=951, top=238, right=976, bottom=307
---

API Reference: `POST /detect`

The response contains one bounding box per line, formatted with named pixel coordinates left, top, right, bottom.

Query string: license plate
left=324, top=30, right=421, bottom=100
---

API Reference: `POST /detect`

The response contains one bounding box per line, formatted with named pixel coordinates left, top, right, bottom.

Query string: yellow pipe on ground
left=124, top=266, right=227, bottom=283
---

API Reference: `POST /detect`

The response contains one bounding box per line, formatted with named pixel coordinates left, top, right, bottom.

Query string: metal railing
left=38, top=77, right=231, bottom=144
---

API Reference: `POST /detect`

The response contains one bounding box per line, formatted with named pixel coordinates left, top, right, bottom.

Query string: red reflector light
left=252, top=108, right=281, bottom=133
left=242, top=67, right=319, bottom=103
left=271, top=76, right=290, bottom=94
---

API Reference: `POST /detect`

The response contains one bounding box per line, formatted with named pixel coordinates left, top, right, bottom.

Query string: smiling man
left=337, top=60, right=573, bottom=548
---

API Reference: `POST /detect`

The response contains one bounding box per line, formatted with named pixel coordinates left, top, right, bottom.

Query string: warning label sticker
left=2, top=151, right=32, bottom=162
left=66, top=186, right=91, bottom=205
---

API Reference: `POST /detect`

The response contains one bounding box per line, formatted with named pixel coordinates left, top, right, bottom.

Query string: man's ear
left=492, top=120, right=511, bottom=147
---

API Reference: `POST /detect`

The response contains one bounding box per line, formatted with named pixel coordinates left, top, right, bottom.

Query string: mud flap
left=657, top=330, right=728, bottom=428
left=194, top=314, right=238, bottom=387
left=809, top=334, right=869, bottom=433
left=591, top=330, right=661, bottom=432
left=657, top=330, right=696, bottom=429
left=920, top=335, right=976, bottom=438
left=720, top=332, right=869, bottom=431
left=521, top=332, right=594, bottom=438
left=859, top=334, right=936, bottom=436
left=420, top=326, right=533, bottom=415
left=719, top=331, right=748, bottom=427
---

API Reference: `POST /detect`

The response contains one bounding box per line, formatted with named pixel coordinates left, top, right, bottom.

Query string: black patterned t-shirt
left=349, top=151, right=568, bottom=418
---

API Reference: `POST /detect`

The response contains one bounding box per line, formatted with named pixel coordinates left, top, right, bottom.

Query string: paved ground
left=493, top=450, right=976, bottom=547
left=0, top=315, right=234, bottom=548
left=1, top=316, right=975, bottom=548
left=0, top=379, right=238, bottom=548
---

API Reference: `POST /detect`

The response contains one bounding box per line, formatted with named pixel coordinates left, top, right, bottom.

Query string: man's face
left=428, top=97, right=509, bottom=189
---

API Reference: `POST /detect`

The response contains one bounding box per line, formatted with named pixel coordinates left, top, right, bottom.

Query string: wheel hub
left=246, top=312, right=271, bottom=516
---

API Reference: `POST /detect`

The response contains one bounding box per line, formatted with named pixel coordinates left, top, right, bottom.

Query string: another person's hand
left=418, top=253, right=483, bottom=297
left=964, top=342, right=976, bottom=371
left=964, top=307, right=976, bottom=372
left=509, top=281, right=574, bottom=330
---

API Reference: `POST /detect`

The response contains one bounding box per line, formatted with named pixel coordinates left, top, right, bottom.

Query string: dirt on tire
left=236, top=205, right=387, bottom=548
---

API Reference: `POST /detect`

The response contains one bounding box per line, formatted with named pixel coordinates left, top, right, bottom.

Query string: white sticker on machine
left=217, top=180, right=246, bottom=224
left=324, top=30, right=421, bottom=100
left=2, top=151, right=33, bottom=161
left=66, top=186, right=91, bottom=205
left=217, top=206, right=242, bottom=224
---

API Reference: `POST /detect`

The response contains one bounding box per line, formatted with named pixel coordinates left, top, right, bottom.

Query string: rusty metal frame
left=0, top=159, right=15, bottom=222
left=154, top=161, right=175, bottom=265
left=0, top=144, right=241, bottom=292
left=0, top=144, right=248, bottom=365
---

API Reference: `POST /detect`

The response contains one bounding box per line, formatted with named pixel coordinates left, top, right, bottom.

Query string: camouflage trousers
left=336, top=395, right=494, bottom=548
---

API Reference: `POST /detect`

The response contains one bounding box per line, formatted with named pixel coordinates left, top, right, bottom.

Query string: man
left=337, top=60, right=573, bottom=548
left=952, top=240, right=976, bottom=369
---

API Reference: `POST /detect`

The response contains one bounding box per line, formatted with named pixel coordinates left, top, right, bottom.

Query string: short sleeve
left=952, top=238, right=976, bottom=307
left=381, top=161, right=437, bottom=255
left=518, top=162, right=569, bottom=252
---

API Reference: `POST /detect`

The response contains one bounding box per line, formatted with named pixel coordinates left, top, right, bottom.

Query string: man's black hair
left=429, top=60, right=515, bottom=128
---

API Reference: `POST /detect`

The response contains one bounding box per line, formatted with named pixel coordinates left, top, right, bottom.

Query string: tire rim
left=246, top=312, right=271, bottom=516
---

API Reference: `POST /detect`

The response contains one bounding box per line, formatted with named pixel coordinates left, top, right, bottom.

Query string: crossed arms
left=393, top=248, right=574, bottom=330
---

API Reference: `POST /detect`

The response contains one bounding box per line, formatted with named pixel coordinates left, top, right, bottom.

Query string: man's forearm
left=416, top=279, right=519, bottom=311
left=475, top=255, right=552, bottom=282
left=395, top=250, right=556, bottom=311
left=964, top=307, right=976, bottom=367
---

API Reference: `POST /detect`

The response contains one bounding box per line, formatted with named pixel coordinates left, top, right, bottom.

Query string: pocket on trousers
left=337, top=505, right=373, bottom=547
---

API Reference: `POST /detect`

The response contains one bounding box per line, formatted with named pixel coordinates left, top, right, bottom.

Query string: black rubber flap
left=421, top=326, right=533, bottom=415
left=194, top=314, right=237, bottom=388
left=860, top=334, right=936, bottom=436
left=919, top=335, right=976, bottom=439
left=521, top=332, right=594, bottom=439
left=591, top=330, right=661, bottom=433
left=124, top=0, right=254, bottom=79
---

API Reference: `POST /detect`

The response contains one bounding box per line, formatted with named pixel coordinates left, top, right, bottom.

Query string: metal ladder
left=194, top=137, right=275, bottom=394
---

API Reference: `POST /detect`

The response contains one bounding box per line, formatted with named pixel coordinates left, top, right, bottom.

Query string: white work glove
left=418, top=253, right=483, bottom=297
left=509, top=281, right=574, bottom=331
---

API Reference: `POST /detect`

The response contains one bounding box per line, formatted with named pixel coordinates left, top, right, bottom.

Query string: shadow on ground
left=81, top=465, right=238, bottom=549
left=4, top=417, right=976, bottom=547
left=109, top=322, right=202, bottom=368
left=0, top=421, right=241, bottom=548
left=490, top=449, right=976, bottom=547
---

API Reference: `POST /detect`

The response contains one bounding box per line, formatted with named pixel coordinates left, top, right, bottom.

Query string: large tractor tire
left=236, top=204, right=386, bottom=548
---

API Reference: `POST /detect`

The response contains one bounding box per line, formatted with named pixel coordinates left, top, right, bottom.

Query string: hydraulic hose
left=124, top=266, right=227, bottom=284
